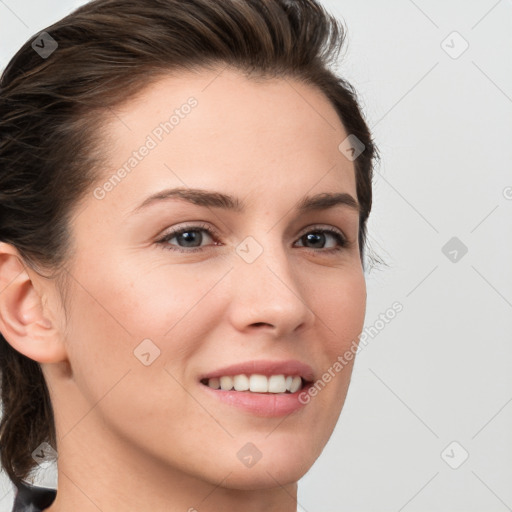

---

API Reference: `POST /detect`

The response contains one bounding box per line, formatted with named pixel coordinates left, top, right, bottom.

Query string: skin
left=0, top=67, right=366, bottom=511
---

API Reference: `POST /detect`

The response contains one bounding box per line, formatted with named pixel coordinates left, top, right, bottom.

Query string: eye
left=156, top=223, right=218, bottom=253
left=155, top=223, right=349, bottom=254
left=295, top=226, right=348, bottom=253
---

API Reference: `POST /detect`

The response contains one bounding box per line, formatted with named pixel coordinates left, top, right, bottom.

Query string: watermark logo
left=441, top=31, right=469, bottom=59
left=31, top=442, right=58, bottom=469
left=237, top=442, right=262, bottom=468
left=32, top=32, right=58, bottom=59
left=442, top=236, right=468, bottom=263
left=338, top=134, right=365, bottom=161
left=235, top=236, right=264, bottom=264
left=441, top=441, right=469, bottom=469
left=133, top=338, right=161, bottom=366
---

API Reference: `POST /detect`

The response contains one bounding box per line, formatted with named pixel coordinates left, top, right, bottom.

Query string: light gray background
left=0, top=1, right=511, bottom=511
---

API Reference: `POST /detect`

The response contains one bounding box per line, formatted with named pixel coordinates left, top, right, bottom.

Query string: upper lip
left=199, top=359, right=315, bottom=382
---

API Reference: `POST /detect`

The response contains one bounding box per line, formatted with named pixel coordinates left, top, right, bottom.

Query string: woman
left=0, top=0, right=378, bottom=510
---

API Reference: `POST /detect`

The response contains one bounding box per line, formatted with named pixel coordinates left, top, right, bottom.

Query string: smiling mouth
left=200, top=374, right=310, bottom=394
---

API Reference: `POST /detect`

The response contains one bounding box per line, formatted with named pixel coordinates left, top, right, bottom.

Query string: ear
left=0, top=242, right=67, bottom=364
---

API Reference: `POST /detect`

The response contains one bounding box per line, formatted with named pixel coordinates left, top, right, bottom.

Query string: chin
left=220, top=458, right=313, bottom=491
left=200, top=440, right=319, bottom=491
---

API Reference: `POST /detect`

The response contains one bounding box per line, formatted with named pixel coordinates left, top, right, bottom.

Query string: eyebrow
left=131, top=187, right=361, bottom=215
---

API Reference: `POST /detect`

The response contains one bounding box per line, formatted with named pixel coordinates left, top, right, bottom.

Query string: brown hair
left=0, top=0, right=379, bottom=488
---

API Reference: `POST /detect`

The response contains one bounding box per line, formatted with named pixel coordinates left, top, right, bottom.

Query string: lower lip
left=199, top=382, right=312, bottom=417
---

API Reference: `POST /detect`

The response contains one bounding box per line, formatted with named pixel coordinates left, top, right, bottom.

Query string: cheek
left=107, top=255, right=231, bottom=337
left=62, top=256, right=230, bottom=387
left=306, top=267, right=366, bottom=419
left=58, top=263, right=212, bottom=450
left=71, top=255, right=220, bottom=338
left=311, top=266, right=367, bottom=356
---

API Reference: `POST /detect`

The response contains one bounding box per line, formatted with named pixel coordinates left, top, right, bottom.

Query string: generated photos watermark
left=93, top=96, right=198, bottom=200
left=298, top=301, right=403, bottom=404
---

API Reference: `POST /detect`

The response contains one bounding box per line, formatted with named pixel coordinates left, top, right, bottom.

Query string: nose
left=227, top=239, right=316, bottom=338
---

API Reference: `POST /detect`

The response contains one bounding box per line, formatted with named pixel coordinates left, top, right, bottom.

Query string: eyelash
left=155, top=222, right=349, bottom=255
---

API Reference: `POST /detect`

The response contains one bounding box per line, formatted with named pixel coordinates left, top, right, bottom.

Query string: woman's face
left=45, top=67, right=366, bottom=489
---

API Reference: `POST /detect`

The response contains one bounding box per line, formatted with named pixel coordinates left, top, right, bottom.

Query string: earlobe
left=0, top=242, right=67, bottom=364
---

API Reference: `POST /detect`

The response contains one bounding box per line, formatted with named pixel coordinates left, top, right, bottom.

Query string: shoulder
left=11, top=480, right=57, bottom=512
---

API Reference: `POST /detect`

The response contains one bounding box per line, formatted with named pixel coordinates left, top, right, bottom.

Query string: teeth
left=205, top=374, right=304, bottom=393
left=233, top=374, right=249, bottom=391
left=289, top=376, right=302, bottom=393
left=208, top=377, right=220, bottom=389
left=249, top=374, right=268, bottom=392
left=268, top=375, right=286, bottom=393
left=219, top=376, right=233, bottom=391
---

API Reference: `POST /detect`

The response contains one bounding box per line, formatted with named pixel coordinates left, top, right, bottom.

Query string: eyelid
left=157, top=221, right=219, bottom=239
left=157, top=222, right=346, bottom=241
left=298, top=223, right=346, bottom=239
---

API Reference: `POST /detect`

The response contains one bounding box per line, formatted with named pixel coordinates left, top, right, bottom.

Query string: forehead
left=94, top=67, right=356, bottom=214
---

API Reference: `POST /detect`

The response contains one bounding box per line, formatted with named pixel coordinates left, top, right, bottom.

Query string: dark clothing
left=11, top=480, right=56, bottom=512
